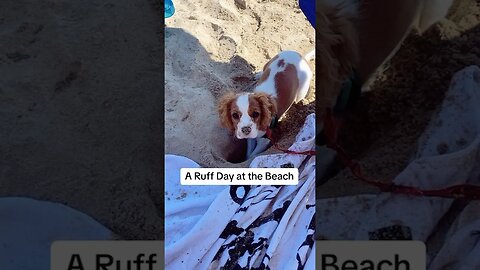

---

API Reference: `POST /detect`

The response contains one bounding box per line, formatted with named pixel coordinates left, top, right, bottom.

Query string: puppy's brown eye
left=232, top=113, right=239, bottom=119
left=252, top=112, right=259, bottom=118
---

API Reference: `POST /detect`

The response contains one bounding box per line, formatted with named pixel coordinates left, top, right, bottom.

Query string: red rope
left=265, top=111, right=480, bottom=200
left=322, top=109, right=480, bottom=200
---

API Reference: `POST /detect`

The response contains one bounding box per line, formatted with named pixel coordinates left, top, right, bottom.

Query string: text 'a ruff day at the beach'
left=180, top=168, right=299, bottom=185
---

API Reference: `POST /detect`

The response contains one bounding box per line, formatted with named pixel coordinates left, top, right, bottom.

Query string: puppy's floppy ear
left=316, top=3, right=359, bottom=115
left=252, top=92, right=277, bottom=130
left=217, top=91, right=237, bottom=133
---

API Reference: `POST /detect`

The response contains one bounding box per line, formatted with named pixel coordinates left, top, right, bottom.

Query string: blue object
left=165, top=0, right=175, bottom=18
left=299, top=0, right=315, bottom=28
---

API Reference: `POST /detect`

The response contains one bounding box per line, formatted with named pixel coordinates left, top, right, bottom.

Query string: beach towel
left=428, top=202, right=480, bottom=270
left=317, top=66, right=480, bottom=268
left=165, top=114, right=316, bottom=270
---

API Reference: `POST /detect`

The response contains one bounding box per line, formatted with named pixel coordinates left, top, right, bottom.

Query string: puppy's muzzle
left=241, top=126, right=252, bottom=135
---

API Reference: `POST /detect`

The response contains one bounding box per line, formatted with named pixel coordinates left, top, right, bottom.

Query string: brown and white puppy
left=218, top=50, right=314, bottom=139
left=316, top=0, right=456, bottom=119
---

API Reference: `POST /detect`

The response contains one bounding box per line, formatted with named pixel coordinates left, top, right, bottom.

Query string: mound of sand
left=165, top=0, right=315, bottom=167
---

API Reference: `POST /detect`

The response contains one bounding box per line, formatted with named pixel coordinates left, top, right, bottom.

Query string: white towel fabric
left=317, top=66, right=480, bottom=269
left=0, top=197, right=111, bottom=269
left=429, top=202, right=480, bottom=270
left=165, top=114, right=316, bottom=270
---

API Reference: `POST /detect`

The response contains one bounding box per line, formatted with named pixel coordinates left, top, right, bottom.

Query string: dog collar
left=269, top=115, right=279, bottom=129
left=333, top=69, right=362, bottom=115
left=261, top=115, right=278, bottom=139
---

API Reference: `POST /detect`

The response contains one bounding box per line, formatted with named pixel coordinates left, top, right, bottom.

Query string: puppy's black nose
left=241, top=126, right=251, bottom=135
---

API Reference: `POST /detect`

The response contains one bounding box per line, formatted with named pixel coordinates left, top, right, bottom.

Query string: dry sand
left=0, top=0, right=164, bottom=239
left=164, top=0, right=315, bottom=167
left=0, top=0, right=313, bottom=240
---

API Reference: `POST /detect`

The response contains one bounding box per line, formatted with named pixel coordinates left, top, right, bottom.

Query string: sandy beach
left=0, top=0, right=313, bottom=240
left=0, top=0, right=164, bottom=239
left=1, top=0, right=478, bottom=249
left=164, top=0, right=315, bottom=167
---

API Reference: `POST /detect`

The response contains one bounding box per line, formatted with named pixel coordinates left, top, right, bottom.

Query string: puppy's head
left=217, top=92, right=277, bottom=139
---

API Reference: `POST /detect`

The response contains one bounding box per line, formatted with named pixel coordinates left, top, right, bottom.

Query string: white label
left=180, top=168, right=299, bottom=185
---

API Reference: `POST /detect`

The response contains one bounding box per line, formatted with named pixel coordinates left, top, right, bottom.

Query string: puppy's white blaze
left=235, top=94, right=259, bottom=139
left=236, top=94, right=250, bottom=125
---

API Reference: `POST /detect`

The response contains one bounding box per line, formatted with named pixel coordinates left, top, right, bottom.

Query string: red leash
left=266, top=110, right=480, bottom=200
left=322, top=109, right=480, bottom=200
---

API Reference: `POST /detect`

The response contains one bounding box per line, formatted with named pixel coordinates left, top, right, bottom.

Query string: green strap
left=269, top=115, right=279, bottom=129
left=333, top=70, right=362, bottom=115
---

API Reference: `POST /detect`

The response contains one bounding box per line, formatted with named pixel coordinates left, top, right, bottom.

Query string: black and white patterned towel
left=165, top=114, right=316, bottom=270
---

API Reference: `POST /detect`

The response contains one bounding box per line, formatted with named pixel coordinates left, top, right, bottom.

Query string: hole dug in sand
left=210, top=132, right=247, bottom=164
left=209, top=126, right=276, bottom=164
left=210, top=130, right=249, bottom=164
